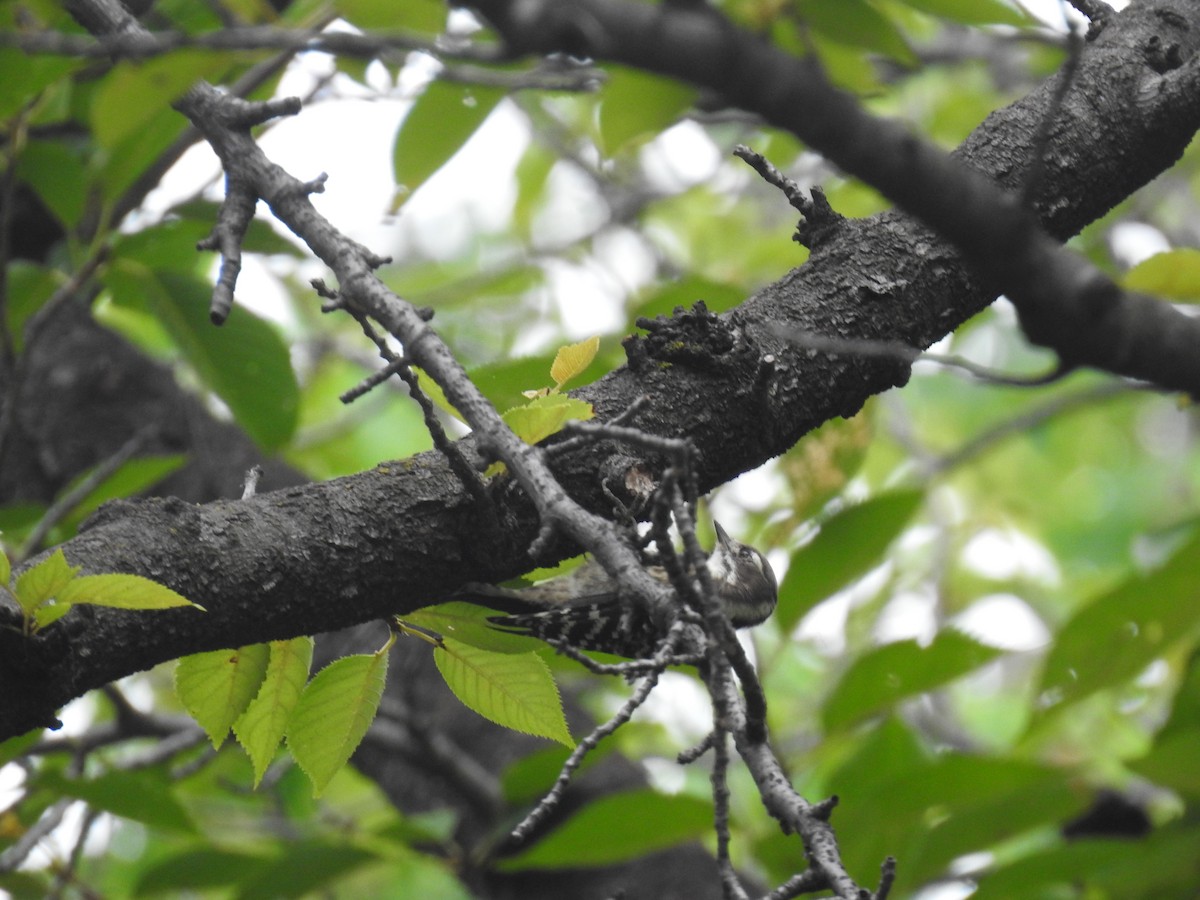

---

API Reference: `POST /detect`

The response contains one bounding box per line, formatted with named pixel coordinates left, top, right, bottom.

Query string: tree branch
left=3, top=1, right=1199, bottom=740
left=466, top=0, right=1200, bottom=394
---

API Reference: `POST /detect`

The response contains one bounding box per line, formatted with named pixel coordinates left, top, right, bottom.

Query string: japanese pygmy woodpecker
left=480, top=522, right=778, bottom=659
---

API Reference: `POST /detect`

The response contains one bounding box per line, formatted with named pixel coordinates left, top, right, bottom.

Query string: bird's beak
left=713, top=520, right=732, bottom=551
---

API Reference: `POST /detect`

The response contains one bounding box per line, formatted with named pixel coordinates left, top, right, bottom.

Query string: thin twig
left=339, top=303, right=492, bottom=511
left=508, top=664, right=664, bottom=843
left=1020, top=24, right=1085, bottom=207
left=733, top=144, right=812, bottom=216
left=46, top=806, right=100, bottom=900
left=1065, top=0, right=1114, bottom=26
left=711, top=728, right=750, bottom=900
left=771, top=323, right=1072, bottom=387
left=931, top=380, right=1149, bottom=475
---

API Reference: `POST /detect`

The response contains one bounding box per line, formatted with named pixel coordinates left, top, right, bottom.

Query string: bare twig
left=932, top=380, right=1150, bottom=474
left=1065, top=0, right=1115, bottom=26
left=1020, top=25, right=1085, bottom=207
left=733, top=144, right=812, bottom=216
left=771, top=323, right=1073, bottom=388
left=711, top=728, right=750, bottom=900
left=508, top=654, right=667, bottom=843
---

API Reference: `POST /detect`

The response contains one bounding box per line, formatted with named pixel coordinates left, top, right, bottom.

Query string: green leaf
left=404, top=602, right=540, bottom=653
left=339, top=0, right=445, bottom=31
left=472, top=353, right=590, bottom=414
left=15, top=140, right=90, bottom=231
left=0, top=50, right=80, bottom=119
left=95, top=100, right=192, bottom=204
left=501, top=790, right=710, bottom=869
left=90, top=54, right=216, bottom=151
left=176, top=645, right=272, bottom=749
left=822, top=630, right=1003, bottom=730
left=103, top=261, right=300, bottom=450
left=501, top=746, right=574, bottom=805
left=596, top=66, right=696, bottom=156
left=502, top=393, right=594, bottom=446
left=234, top=839, right=378, bottom=900
left=286, top=651, right=389, bottom=796
left=393, top=80, right=505, bottom=207
left=1129, top=726, right=1200, bottom=797
left=133, top=847, right=268, bottom=897
left=0, top=730, right=40, bottom=768
left=777, top=489, right=923, bottom=630
left=1122, top=248, right=1200, bottom=302
left=5, top=262, right=62, bottom=355
left=899, top=0, right=1030, bottom=26
left=0, top=547, right=9, bottom=588
left=233, top=637, right=314, bottom=786
left=435, top=638, right=573, bottom=747
left=632, top=275, right=746, bottom=319
left=53, top=455, right=187, bottom=534
left=971, top=827, right=1200, bottom=900
left=56, top=573, right=201, bottom=613
left=14, top=549, right=79, bottom=616
left=797, top=0, right=915, bottom=65
left=40, top=770, right=195, bottom=834
left=1035, top=529, right=1200, bottom=719
left=550, top=336, right=600, bottom=389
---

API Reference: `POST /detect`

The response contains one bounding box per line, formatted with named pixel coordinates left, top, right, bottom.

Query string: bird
left=476, top=522, right=778, bottom=659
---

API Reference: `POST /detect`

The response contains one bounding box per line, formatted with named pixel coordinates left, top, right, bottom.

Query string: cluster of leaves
left=0, top=547, right=198, bottom=636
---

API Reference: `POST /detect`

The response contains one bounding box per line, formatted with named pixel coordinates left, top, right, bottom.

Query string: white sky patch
left=545, top=258, right=627, bottom=339
left=874, top=587, right=939, bottom=644
left=531, top=161, right=610, bottom=250
left=713, top=462, right=788, bottom=517
left=961, top=528, right=1059, bottom=584
left=640, top=120, right=722, bottom=192
left=953, top=593, right=1050, bottom=651
left=911, top=880, right=977, bottom=900
left=642, top=756, right=688, bottom=795
left=1109, top=221, right=1171, bottom=269
left=637, top=671, right=712, bottom=740
left=794, top=564, right=893, bottom=655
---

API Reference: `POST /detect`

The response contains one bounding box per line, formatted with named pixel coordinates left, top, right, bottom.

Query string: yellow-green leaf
left=434, top=638, right=573, bottom=747
left=176, top=645, right=272, bottom=749
left=14, top=548, right=79, bottom=615
left=502, top=394, right=594, bottom=446
left=0, top=548, right=10, bottom=588
left=413, top=366, right=466, bottom=424
left=550, top=336, right=600, bottom=389
left=57, top=573, right=201, bottom=612
left=91, top=53, right=218, bottom=151
left=234, top=637, right=315, bottom=786
left=1123, top=249, right=1200, bottom=302
left=287, top=651, right=389, bottom=796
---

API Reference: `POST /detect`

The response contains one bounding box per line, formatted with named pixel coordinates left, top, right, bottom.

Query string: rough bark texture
left=2, top=1, right=1198, bottom=744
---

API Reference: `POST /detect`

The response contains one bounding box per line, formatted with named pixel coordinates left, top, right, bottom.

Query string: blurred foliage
left=4, top=0, right=1200, bottom=897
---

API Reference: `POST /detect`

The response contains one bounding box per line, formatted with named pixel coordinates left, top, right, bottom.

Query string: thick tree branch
left=3, top=1, right=1199, bottom=740
left=466, top=0, right=1200, bottom=394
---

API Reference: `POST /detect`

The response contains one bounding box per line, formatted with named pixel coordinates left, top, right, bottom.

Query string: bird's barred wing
left=488, top=599, right=663, bottom=659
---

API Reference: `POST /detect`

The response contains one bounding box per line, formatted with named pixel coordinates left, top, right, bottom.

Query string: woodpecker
left=479, top=522, right=777, bottom=659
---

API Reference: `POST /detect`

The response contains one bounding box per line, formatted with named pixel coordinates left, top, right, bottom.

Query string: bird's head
left=706, top=521, right=778, bottom=627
